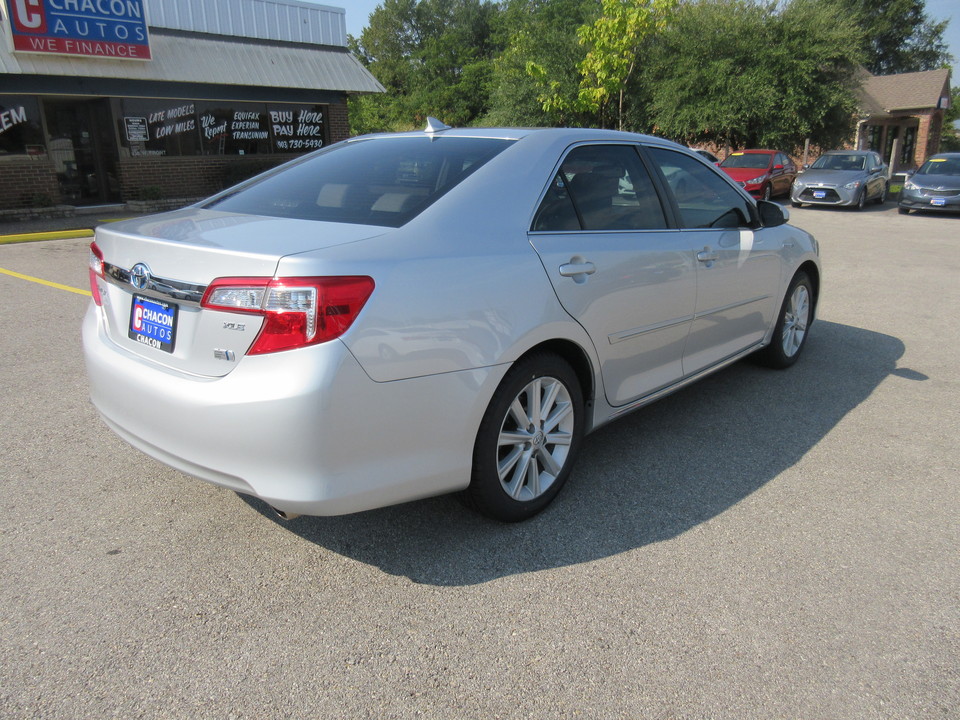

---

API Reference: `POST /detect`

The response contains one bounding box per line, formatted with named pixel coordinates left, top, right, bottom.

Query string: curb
left=0, top=229, right=95, bottom=245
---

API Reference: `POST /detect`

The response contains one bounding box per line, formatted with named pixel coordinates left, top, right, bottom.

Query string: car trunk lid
left=90, top=208, right=385, bottom=377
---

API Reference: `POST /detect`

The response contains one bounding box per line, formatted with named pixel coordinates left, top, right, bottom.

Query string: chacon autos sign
left=2, top=0, right=151, bottom=59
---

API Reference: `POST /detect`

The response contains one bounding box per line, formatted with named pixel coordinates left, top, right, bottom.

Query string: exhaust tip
left=271, top=507, right=301, bottom=521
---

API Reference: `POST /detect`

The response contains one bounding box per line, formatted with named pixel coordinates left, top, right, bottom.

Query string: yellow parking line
left=0, top=229, right=94, bottom=245
left=0, top=266, right=91, bottom=296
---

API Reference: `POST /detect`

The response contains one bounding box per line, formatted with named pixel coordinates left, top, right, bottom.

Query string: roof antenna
left=424, top=117, right=451, bottom=134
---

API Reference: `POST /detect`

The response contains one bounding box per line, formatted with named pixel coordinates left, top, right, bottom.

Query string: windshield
left=720, top=153, right=772, bottom=169
left=205, top=136, right=514, bottom=227
left=916, top=157, right=960, bottom=176
left=811, top=154, right=865, bottom=171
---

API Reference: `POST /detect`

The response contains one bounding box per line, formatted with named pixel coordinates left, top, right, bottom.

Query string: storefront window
left=118, top=99, right=327, bottom=157
left=865, top=125, right=882, bottom=153
left=0, top=96, right=45, bottom=157
left=901, top=126, right=917, bottom=166
left=884, top=126, right=900, bottom=164
left=119, top=99, right=199, bottom=157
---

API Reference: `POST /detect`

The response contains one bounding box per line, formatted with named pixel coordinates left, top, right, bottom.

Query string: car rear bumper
left=83, top=304, right=504, bottom=516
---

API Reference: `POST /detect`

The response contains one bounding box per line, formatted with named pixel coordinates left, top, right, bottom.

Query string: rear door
left=644, top=146, right=783, bottom=376
left=528, top=143, right=697, bottom=407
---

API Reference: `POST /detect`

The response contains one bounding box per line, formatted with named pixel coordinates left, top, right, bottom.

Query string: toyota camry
left=83, top=122, right=821, bottom=522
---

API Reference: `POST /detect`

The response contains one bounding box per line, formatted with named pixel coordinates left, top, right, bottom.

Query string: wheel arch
left=513, top=338, right=597, bottom=429
left=796, top=260, right=821, bottom=316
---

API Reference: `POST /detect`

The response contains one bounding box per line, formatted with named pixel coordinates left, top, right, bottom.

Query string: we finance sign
left=3, top=0, right=151, bottom=59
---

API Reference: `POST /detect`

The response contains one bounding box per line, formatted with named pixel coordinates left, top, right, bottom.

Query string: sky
left=328, top=0, right=957, bottom=78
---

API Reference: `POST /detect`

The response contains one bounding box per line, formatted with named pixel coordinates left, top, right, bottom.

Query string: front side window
left=532, top=144, right=667, bottom=231
left=646, top=147, right=753, bottom=229
left=205, top=136, right=513, bottom=227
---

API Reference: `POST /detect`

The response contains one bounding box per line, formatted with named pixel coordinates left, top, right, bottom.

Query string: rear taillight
left=201, top=276, right=375, bottom=355
left=88, top=242, right=104, bottom=306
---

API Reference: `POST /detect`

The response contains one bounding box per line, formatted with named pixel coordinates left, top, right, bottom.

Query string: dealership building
left=0, top=0, right=383, bottom=211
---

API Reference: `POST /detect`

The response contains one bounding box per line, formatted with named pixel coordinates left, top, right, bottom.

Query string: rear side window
left=205, top=136, right=514, bottom=227
left=646, top=147, right=753, bottom=229
left=532, top=144, right=667, bottom=231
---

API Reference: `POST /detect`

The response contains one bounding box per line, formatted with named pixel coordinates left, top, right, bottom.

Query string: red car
left=719, top=150, right=797, bottom=200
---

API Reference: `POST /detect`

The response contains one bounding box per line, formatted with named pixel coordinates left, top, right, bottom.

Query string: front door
left=43, top=99, right=120, bottom=205
left=528, top=143, right=697, bottom=407
left=644, top=146, right=782, bottom=375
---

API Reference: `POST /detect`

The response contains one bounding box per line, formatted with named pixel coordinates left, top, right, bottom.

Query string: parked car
left=691, top=148, right=721, bottom=165
left=719, top=149, right=797, bottom=200
left=898, top=153, right=960, bottom=215
left=791, top=150, right=888, bottom=209
left=83, top=123, right=821, bottom=522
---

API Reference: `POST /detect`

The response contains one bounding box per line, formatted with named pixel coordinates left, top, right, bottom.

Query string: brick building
left=0, top=0, right=383, bottom=210
left=855, top=68, right=952, bottom=173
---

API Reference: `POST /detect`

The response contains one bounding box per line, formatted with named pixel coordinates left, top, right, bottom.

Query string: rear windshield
left=205, top=136, right=514, bottom=227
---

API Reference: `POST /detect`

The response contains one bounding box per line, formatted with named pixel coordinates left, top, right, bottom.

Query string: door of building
left=43, top=99, right=120, bottom=205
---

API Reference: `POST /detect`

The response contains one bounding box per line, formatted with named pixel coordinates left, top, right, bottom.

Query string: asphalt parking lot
left=1, top=202, right=957, bottom=719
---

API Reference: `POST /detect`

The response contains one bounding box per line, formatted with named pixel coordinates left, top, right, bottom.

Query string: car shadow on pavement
left=241, top=320, right=905, bottom=586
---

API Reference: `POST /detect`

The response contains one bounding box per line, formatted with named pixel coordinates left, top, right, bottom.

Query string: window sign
left=123, top=116, right=148, bottom=142
left=119, top=99, right=197, bottom=156
left=118, top=99, right=328, bottom=157
left=0, top=96, right=45, bottom=156
left=268, top=106, right=325, bottom=152
left=3, top=0, right=152, bottom=60
left=196, top=104, right=271, bottom=155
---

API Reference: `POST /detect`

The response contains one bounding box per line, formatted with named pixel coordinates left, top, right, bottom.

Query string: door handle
left=697, top=248, right=719, bottom=263
left=559, top=260, right=596, bottom=278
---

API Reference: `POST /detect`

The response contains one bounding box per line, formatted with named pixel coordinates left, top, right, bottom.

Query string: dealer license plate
left=813, top=190, right=826, bottom=199
left=931, top=197, right=946, bottom=206
left=129, top=294, right=178, bottom=353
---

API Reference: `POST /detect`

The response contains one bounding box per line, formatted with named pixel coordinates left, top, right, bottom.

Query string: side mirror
left=773, top=164, right=784, bottom=170
left=757, top=200, right=788, bottom=227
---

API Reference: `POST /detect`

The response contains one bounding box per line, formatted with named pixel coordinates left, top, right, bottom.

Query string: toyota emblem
left=130, top=263, right=151, bottom=290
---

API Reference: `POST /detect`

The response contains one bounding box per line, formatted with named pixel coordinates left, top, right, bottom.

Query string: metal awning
left=0, top=29, right=384, bottom=94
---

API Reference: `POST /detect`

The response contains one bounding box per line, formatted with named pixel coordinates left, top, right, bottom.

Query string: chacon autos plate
left=129, top=294, right=178, bottom=353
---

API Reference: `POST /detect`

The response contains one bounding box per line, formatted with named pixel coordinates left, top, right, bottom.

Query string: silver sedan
left=83, top=124, right=821, bottom=522
left=898, top=153, right=960, bottom=215
left=791, top=150, right=888, bottom=209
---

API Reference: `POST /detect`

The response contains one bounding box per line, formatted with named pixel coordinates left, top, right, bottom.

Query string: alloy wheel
left=781, top=283, right=810, bottom=357
left=496, top=375, right=575, bottom=501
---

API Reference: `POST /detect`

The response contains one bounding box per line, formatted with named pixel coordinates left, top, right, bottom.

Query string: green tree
left=824, top=0, right=952, bottom=75
left=940, top=86, right=960, bottom=152
left=485, top=0, right=600, bottom=127
left=349, top=0, right=501, bottom=134
left=642, top=0, right=864, bottom=152
left=523, top=0, right=675, bottom=129
left=574, top=0, right=676, bottom=129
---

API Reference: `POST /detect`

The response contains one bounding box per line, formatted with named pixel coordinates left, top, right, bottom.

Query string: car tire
left=762, top=184, right=772, bottom=201
left=854, top=189, right=866, bottom=210
left=898, top=206, right=910, bottom=215
left=466, top=352, right=584, bottom=522
left=755, top=272, right=813, bottom=370
left=876, top=182, right=887, bottom=205
left=791, top=200, right=802, bottom=208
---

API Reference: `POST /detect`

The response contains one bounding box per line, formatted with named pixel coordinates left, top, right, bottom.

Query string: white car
left=84, top=122, right=821, bottom=522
